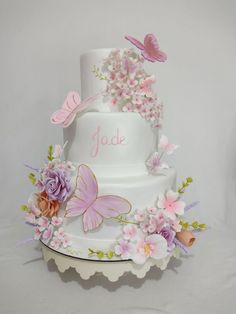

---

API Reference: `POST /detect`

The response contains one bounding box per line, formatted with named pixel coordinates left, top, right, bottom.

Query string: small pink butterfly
left=125, top=34, right=167, bottom=63
left=158, top=135, right=179, bottom=155
left=50, top=91, right=100, bottom=128
left=65, top=165, right=132, bottom=232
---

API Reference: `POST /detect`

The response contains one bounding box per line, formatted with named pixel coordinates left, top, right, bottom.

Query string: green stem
left=113, top=216, right=138, bottom=225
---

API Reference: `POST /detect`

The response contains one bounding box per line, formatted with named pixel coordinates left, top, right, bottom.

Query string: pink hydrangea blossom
left=34, top=227, right=42, bottom=240
left=132, top=234, right=168, bottom=264
left=42, top=225, right=54, bottom=244
left=54, top=227, right=65, bottom=240
left=30, top=205, right=41, bottom=217
left=101, top=48, right=162, bottom=127
left=53, top=144, right=63, bottom=159
left=157, top=190, right=185, bottom=219
left=50, top=237, right=61, bottom=250
left=134, top=210, right=145, bottom=222
left=123, top=225, right=138, bottom=241
left=62, top=236, right=72, bottom=248
left=170, top=219, right=182, bottom=232
left=114, top=239, right=134, bottom=259
left=25, top=212, right=36, bottom=225
left=147, top=207, right=157, bottom=214
left=51, top=216, right=63, bottom=226
left=37, top=216, right=49, bottom=232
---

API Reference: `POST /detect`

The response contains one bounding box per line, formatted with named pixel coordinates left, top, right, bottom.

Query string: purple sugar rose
left=160, top=227, right=176, bottom=249
left=43, top=168, right=71, bottom=202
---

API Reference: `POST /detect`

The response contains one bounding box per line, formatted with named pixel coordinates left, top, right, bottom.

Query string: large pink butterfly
left=65, top=165, right=132, bottom=232
left=50, top=91, right=100, bottom=128
left=125, top=34, right=167, bottom=63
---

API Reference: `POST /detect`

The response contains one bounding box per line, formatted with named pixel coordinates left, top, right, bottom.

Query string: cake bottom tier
left=57, top=168, right=176, bottom=260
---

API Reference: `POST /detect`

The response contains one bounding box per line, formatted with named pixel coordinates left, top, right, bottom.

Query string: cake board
left=41, top=242, right=180, bottom=282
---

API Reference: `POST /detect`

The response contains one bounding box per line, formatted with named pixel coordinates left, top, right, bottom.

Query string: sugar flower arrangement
left=96, top=49, right=163, bottom=128
left=21, top=145, right=74, bottom=251
left=89, top=178, right=206, bottom=264
left=21, top=143, right=205, bottom=265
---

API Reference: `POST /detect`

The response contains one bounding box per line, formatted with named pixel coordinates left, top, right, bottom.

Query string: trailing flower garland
left=21, top=143, right=205, bottom=264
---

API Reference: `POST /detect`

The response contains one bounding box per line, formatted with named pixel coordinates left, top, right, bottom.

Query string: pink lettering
left=91, top=126, right=127, bottom=157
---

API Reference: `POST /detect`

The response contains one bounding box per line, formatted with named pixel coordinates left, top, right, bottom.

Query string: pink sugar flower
left=147, top=217, right=158, bottom=233
left=111, top=98, right=118, bottom=106
left=51, top=216, right=63, bottom=227
left=30, top=205, right=41, bottom=217
left=34, top=227, right=42, bottom=240
left=159, top=135, right=179, bottom=155
left=25, top=212, right=36, bottom=225
left=54, top=227, right=65, bottom=240
left=50, top=237, right=61, bottom=250
left=123, top=225, right=138, bottom=241
left=157, top=190, right=185, bottom=219
left=134, top=210, right=145, bottom=222
left=140, top=220, right=150, bottom=233
left=37, top=216, right=49, bottom=232
left=146, top=152, right=169, bottom=174
left=62, top=235, right=72, bottom=248
left=114, top=239, right=134, bottom=259
left=127, top=79, right=138, bottom=87
left=147, top=207, right=157, bottom=214
left=133, top=234, right=168, bottom=264
left=53, top=144, right=63, bottom=159
left=42, top=225, right=54, bottom=244
left=140, top=76, right=155, bottom=97
left=170, top=219, right=182, bottom=232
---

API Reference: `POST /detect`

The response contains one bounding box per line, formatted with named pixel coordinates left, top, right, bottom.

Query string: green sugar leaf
left=92, top=65, right=108, bottom=81
left=199, top=223, right=206, bottom=229
left=20, top=205, right=29, bottom=212
left=28, top=173, right=37, bottom=185
left=187, top=177, right=193, bottom=183
left=97, top=251, right=104, bottom=259
left=191, top=221, right=199, bottom=229
left=47, top=145, right=54, bottom=161
left=107, top=251, right=114, bottom=259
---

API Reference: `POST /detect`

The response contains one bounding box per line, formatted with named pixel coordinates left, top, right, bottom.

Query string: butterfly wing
left=50, top=91, right=81, bottom=127
left=143, top=34, right=167, bottom=62
left=82, top=195, right=131, bottom=232
left=65, top=164, right=98, bottom=217
left=50, top=109, right=70, bottom=125
left=125, top=35, right=145, bottom=51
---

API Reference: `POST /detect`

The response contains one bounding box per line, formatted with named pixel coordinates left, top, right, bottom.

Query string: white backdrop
left=1, top=1, right=236, bottom=313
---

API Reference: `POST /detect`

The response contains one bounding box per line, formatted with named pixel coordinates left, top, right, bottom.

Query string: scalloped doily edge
left=41, top=243, right=180, bottom=282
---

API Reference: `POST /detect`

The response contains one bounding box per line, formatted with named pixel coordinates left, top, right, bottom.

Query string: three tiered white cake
left=22, top=35, right=203, bottom=269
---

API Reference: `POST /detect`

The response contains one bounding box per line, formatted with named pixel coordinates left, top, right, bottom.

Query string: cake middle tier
left=64, top=112, right=157, bottom=177
left=63, top=168, right=176, bottom=255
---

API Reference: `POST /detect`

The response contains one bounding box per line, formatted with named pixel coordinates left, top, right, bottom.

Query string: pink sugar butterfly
left=65, top=165, right=132, bottom=232
left=125, top=34, right=167, bottom=63
left=50, top=91, right=100, bottom=128
left=159, top=135, right=179, bottom=155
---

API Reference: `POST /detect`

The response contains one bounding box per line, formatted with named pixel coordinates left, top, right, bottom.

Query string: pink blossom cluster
left=102, top=49, right=163, bottom=127
left=114, top=190, right=185, bottom=264
left=25, top=203, right=71, bottom=250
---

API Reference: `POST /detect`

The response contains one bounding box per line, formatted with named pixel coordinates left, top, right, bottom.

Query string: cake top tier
left=80, top=48, right=118, bottom=100
left=51, top=34, right=167, bottom=129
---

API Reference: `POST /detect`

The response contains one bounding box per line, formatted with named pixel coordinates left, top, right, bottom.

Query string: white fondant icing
left=60, top=49, right=174, bottom=260
left=63, top=168, right=176, bottom=254
left=80, top=48, right=115, bottom=99
left=63, top=112, right=158, bottom=177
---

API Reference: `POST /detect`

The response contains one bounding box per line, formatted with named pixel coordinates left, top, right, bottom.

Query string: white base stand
left=41, top=243, right=180, bottom=282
